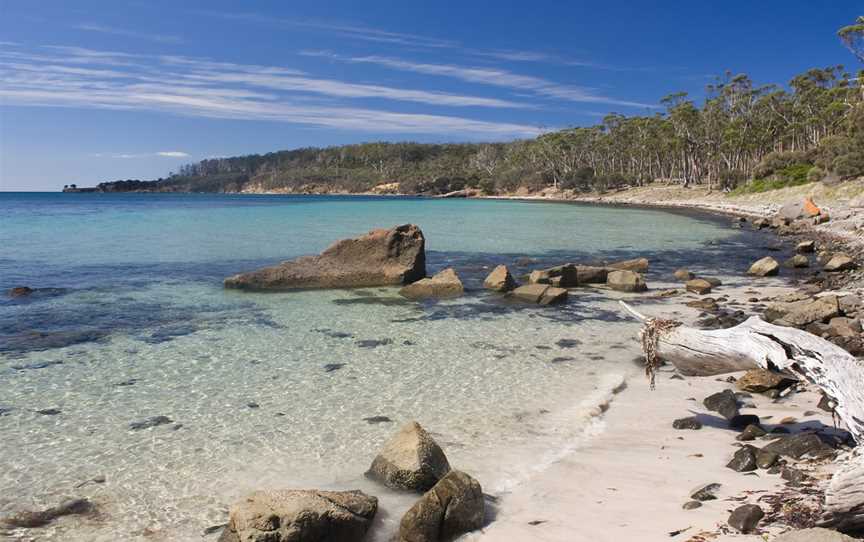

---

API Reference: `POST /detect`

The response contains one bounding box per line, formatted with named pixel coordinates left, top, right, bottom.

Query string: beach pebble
left=689, top=482, right=721, bottom=501
left=736, top=424, right=767, bottom=441
left=682, top=501, right=702, bottom=510
left=728, top=504, right=764, bottom=533
left=672, top=417, right=702, bottom=430
left=756, top=450, right=779, bottom=469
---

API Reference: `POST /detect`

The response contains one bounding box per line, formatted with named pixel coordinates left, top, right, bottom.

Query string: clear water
left=0, top=193, right=779, bottom=541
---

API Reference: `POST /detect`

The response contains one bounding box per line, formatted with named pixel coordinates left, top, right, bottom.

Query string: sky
left=0, top=1, right=861, bottom=191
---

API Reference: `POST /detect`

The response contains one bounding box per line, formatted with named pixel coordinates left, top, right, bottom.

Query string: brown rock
left=796, top=240, right=816, bottom=253
left=511, top=284, right=567, bottom=305
left=606, top=270, right=647, bottom=292
left=686, top=298, right=718, bottom=311
left=528, top=264, right=578, bottom=287
left=1, top=498, right=94, bottom=528
left=367, top=422, right=451, bottom=492
left=609, top=257, right=649, bottom=272
left=748, top=256, right=780, bottom=277
left=686, top=279, right=713, bottom=295
left=398, top=470, right=484, bottom=542
left=828, top=317, right=861, bottom=338
left=224, top=224, right=426, bottom=290
left=8, top=286, right=33, bottom=298
left=765, top=295, right=839, bottom=326
left=823, top=253, right=857, bottom=272
left=483, top=265, right=517, bottom=292
left=400, top=268, right=464, bottom=300
left=735, top=369, right=794, bottom=393
left=674, top=268, right=695, bottom=281
left=574, top=265, right=609, bottom=284
left=785, top=254, right=810, bottom=268
left=221, top=489, right=377, bottom=542
left=728, top=504, right=764, bottom=533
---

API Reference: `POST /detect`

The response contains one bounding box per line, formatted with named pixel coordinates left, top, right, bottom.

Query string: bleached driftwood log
left=620, top=301, right=864, bottom=531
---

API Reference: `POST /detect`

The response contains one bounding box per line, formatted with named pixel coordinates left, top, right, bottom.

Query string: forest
left=88, top=17, right=864, bottom=196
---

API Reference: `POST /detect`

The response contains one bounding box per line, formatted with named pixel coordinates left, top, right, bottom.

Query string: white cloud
left=0, top=44, right=544, bottom=137
left=156, top=151, right=189, bottom=157
left=303, top=52, right=654, bottom=109
left=76, top=24, right=182, bottom=44
left=90, top=151, right=190, bottom=159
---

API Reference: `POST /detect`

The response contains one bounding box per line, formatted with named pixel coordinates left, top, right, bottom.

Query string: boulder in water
left=609, top=257, right=649, bottom=272
left=224, top=224, right=426, bottom=290
left=685, top=279, right=713, bottom=295
left=7, top=286, right=33, bottom=298
left=483, top=265, right=517, bottom=292
left=219, top=489, right=377, bottom=542
left=399, top=268, right=463, bottom=300
left=366, top=421, right=451, bottom=492
left=748, top=256, right=780, bottom=277
left=511, top=284, right=568, bottom=304
left=398, top=470, right=484, bottom=542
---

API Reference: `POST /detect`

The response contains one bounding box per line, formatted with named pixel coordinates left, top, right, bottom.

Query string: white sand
left=472, top=280, right=839, bottom=542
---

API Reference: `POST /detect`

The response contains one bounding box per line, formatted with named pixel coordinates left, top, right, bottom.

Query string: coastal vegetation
left=80, top=17, right=864, bottom=196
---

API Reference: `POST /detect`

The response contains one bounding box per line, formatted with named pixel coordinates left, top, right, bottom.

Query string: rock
left=366, top=421, right=451, bottom=492
left=685, top=279, right=713, bottom=295
left=796, top=240, right=816, bottom=253
left=1, top=498, right=94, bottom=528
left=736, top=369, right=794, bottom=393
left=8, top=286, right=33, bottom=297
left=748, top=256, right=780, bottom=277
left=728, top=504, right=764, bottom=533
left=828, top=317, right=861, bottom=337
left=225, top=224, right=426, bottom=290
left=672, top=417, right=702, bottom=430
left=818, top=250, right=834, bottom=265
left=703, top=277, right=722, bottom=287
left=752, top=218, right=770, bottom=229
left=574, top=265, right=609, bottom=284
left=703, top=389, right=739, bottom=420
left=818, top=393, right=836, bottom=412
left=363, top=416, right=393, bottom=424
left=756, top=449, right=779, bottom=469
left=839, top=294, right=862, bottom=315
left=781, top=466, right=808, bottom=484
left=609, top=257, right=649, bottom=272
left=726, top=446, right=758, bottom=472
left=690, top=482, right=721, bottom=501
left=761, top=433, right=836, bottom=459
left=129, top=415, right=173, bottom=430
left=736, top=424, right=767, bottom=441
left=823, top=253, right=857, bottom=272
left=773, top=527, right=859, bottom=542
left=528, top=264, right=578, bottom=287
left=399, top=268, right=464, bottom=300
left=398, top=470, right=484, bottom=542
left=36, top=408, right=61, bottom=415
left=779, top=200, right=806, bottom=221
left=682, top=501, right=702, bottom=510
left=606, top=270, right=647, bottom=292
left=766, top=295, right=840, bottom=326
left=686, top=298, right=718, bottom=311
left=511, top=284, right=568, bottom=305
left=674, top=269, right=695, bottom=281
left=729, top=414, right=760, bottom=431
left=785, top=254, right=810, bottom=268
left=483, top=265, right=517, bottom=292
left=221, top=489, right=377, bottom=542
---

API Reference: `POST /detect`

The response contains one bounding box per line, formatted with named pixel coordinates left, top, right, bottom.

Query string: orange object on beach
left=803, top=197, right=821, bottom=217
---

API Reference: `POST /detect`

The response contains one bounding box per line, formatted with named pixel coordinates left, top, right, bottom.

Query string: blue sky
left=0, top=1, right=861, bottom=191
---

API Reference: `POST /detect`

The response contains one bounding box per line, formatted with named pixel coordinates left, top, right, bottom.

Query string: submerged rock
left=1, top=498, right=94, bottom=528
left=528, top=264, right=579, bottom=287
left=398, top=470, right=484, bottom=542
left=224, top=224, right=426, bottom=290
left=606, top=270, right=647, bottom=292
left=399, top=268, right=464, bottom=300
left=366, top=421, right=451, bottom=492
left=129, top=415, right=173, bottom=430
left=511, top=284, right=568, bottom=305
left=220, top=489, right=377, bottom=542
left=483, top=265, right=517, bottom=292
left=785, top=254, right=810, bottom=268
left=8, top=286, right=33, bottom=298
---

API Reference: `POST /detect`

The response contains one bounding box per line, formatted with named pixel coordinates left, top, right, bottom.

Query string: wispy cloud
left=76, top=24, right=182, bottom=44
left=303, top=51, right=655, bottom=109
left=91, top=151, right=190, bottom=159
left=0, top=44, right=543, bottom=137
left=156, top=151, right=189, bottom=157
left=196, top=11, right=456, bottom=49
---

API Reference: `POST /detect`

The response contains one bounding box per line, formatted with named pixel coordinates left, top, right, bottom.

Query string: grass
left=731, top=163, right=814, bottom=195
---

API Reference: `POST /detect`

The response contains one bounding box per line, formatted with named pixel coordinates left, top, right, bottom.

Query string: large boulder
left=748, top=256, right=780, bottom=277
left=823, top=253, right=857, bottom=272
left=400, top=269, right=464, bottom=300
left=398, top=470, right=484, bottom=542
left=761, top=433, right=836, bottom=460
left=575, top=265, right=609, bottom=284
left=766, top=295, right=840, bottom=327
left=736, top=369, right=794, bottom=393
left=606, top=270, right=647, bottom=292
left=685, top=279, right=713, bottom=295
left=366, top=422, right=450, bottom=492
left=609, top=257, right=649, bottom=272
left=219, top=490, right=377, bottom=542
left=785, top=254, right=810, bottom=268
left=528, top=264, right=578, bottom=287
left=511, top=284, right=568, bottom=305
left=483, top=265, right=517, bottom=292
left=224, top=224, right=426, bottom=290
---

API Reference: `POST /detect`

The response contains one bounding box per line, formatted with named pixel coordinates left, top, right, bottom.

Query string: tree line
left=92, top=17, right=864, bottom=196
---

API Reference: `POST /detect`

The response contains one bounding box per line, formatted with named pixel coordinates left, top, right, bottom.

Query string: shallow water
left=0, top=193, right=783, bottom=540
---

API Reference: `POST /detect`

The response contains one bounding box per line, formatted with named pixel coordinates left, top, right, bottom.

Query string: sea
left=0, top=193, right=785, bottom=540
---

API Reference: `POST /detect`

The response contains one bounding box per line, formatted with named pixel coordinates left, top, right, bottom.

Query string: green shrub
left=807, top=166, right=826, bottom=182
left=753, top=151, right=811, bottom=179
left=732, top=163, right=813, bottom=195
left=832, top=152, right=864, bottom=179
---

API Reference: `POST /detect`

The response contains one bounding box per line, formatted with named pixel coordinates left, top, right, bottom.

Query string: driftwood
left=620, top=301, right=864, bottom=531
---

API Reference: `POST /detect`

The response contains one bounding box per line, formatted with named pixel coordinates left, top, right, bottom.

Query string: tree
left=839, top=16, right=864, bottom=63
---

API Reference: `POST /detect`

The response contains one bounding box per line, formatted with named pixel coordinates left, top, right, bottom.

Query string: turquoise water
left=0, top=193, right=778, bottom=541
